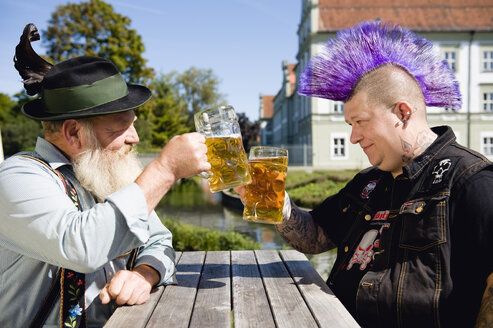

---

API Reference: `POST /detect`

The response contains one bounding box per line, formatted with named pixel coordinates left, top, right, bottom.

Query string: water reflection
left=157, top=178, right=336, bottom=280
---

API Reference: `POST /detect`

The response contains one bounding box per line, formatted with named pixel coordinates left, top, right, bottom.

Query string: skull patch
left=432, top=159, right=451, bottom=184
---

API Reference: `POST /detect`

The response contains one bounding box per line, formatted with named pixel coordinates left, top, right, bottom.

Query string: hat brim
left=22, top=84, right=151, bottom=121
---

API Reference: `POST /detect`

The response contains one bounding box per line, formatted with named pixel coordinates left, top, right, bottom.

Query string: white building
left=261, top=0, right=493, bottom=169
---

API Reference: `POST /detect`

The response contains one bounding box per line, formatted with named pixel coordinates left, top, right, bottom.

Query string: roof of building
left=260, top=95, right=275, bottom=119
left=318, top=0, right=493, bottom=32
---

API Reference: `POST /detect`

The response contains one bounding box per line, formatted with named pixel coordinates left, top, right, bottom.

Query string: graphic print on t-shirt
left=347, top=210, right=390, bottom=270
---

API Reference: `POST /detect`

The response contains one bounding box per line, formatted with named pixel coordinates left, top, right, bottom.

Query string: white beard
left=72, top=143, right=143, bottom=203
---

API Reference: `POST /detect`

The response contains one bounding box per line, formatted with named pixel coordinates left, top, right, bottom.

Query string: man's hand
left=99, top=265, right=160, bottom=306
left=157, top=132, right=211, bottom=181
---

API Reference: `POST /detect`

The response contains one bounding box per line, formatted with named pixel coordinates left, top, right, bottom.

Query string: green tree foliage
left=5, top=1, right=229, bottom=155
left=0, top=93, right=15, bottom=123
left=0, top=92, right=42, bottom=155
left=173, top=67, right=226, bottom=118
left=43, top=0, right=153, bottom=83
left=135, top=74, right=191, bottom=152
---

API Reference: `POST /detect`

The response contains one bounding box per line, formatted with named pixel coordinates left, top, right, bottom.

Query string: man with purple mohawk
left=279, top=21, right=493, bottom=327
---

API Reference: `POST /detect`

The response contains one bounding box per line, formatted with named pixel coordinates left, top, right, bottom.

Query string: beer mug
left=243, top=146, right=288, bottom=224
left=194, top=105, right=251, bottom=193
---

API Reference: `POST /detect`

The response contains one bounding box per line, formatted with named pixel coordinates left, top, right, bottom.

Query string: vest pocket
left=398, top=195, right=447, bottom=251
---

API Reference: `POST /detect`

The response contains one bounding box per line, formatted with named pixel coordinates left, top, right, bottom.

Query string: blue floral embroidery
left=69, top=304, right=82, bottom=318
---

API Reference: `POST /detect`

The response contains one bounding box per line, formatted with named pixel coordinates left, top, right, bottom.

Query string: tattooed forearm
left=476, top=273, right=493, bottom=328
left=276, top=201, right=334, bottom=254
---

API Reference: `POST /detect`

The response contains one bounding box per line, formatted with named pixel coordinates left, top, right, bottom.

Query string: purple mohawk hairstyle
left=298, top=20, right=462, bottom=110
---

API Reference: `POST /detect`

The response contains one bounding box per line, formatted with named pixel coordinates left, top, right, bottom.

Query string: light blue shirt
left=0, top=137, right=176, bottom=327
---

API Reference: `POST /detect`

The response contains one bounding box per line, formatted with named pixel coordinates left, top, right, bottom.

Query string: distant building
left=261, top=0, right=493, bottom=169
left=259, top=94, right=274, bottom=145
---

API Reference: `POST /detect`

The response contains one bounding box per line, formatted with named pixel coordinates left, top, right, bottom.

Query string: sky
left=0, top=0, right=301, bottom=121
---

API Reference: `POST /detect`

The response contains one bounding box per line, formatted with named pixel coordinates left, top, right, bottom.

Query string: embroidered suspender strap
left=60, top=269, right=86, bottom=328
left=18, top=155, right=87, bottom=328
left=47, top=168, right=87, bottom=328
left=20, top=154, right=139, bottom=327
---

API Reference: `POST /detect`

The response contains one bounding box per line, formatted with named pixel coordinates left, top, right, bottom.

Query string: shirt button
left=364, top=214, right=372, bottom=221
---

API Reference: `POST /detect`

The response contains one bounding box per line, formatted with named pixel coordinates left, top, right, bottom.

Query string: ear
left=394, top=101, right=413, bottom=122
left=61, top=119, right=83, bottom=151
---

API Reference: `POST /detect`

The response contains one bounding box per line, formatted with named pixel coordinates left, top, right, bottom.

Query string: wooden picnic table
left=104, top=249, right=360, bottom=328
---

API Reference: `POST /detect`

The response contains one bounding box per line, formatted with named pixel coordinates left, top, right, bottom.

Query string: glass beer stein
left=194, top=105, right=251, bottom=193
left=243, top=146, right=288, bottom=224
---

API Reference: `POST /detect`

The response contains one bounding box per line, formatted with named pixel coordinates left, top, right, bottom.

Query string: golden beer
left=205, top=136, right=251, bottom=193
left=243, top=155, right=288, bottom=224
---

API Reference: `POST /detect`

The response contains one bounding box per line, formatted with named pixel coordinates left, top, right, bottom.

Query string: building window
left=443, top=51, right=457, bottom=71
left=481, top=133, right=493, bottom=157
left=334, top=101, right=344, bottom=113
left=482, top=91, right=493, bottom=112
left=331, top=133, right=348, bottom=159
left=482, top=50, right=493, bottom=72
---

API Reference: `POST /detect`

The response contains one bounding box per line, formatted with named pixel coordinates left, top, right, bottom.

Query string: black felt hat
left=21, top=56, right=151, bottom=121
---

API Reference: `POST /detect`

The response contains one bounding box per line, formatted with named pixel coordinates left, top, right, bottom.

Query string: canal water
left=156, top=178, right=336, bottom=280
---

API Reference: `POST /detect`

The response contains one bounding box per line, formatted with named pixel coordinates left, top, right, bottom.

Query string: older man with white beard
left=0, top=24, right=210, bottom=327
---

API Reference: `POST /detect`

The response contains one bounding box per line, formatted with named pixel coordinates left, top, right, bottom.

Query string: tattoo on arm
left=276, top=201, right=334, bottom=253
left=475, top=278, right=493, bottom=328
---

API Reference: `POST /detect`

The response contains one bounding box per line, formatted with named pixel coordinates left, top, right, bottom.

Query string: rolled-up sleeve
left=133, top=211, right=177, bottom=285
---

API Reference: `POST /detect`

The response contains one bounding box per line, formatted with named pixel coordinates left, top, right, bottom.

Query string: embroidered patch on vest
left=373, top=210, right=389, bottom=221
left=361, top=180, right=378, bottom=199
left=432, top=159, right=451, bottom=184
left=347, top=229, right=379, bottom=270
left=347, top=210, right=391, bottom=271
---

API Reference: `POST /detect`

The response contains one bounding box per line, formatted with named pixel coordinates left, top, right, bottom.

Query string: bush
left=162, top=218, right=262, bottom=251
left=285, top=170, right=357, bottom=208
left=288, top=179, right=347, bottom=209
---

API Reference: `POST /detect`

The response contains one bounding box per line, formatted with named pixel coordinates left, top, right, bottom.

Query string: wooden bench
left=104, top=249, right=360, bottom=328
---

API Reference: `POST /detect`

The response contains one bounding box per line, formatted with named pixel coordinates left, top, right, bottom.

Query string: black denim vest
left=326, top=126, right=493, bottom=327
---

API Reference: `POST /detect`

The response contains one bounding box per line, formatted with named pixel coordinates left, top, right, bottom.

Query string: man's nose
left=350, top=127, right=362, bottom=144
left=125, top=124, right=140, bottom=144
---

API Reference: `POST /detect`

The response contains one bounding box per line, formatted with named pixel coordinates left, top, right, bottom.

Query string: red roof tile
left=317, top=0, right=493, bottom=31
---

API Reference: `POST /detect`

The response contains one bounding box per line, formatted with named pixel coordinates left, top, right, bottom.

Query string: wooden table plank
left=280, top=250, right=360, bottom=328
left=232, top=250, right=276, bottom=328
left=189, top=251, right=231, bottom=328
left=146, top=251, right=206, bottom=328
left=255, top=250, right=318, bottom=328
left=103, top=252, right=183, bottom=328
left=103, top=285, right=165, bottom=328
